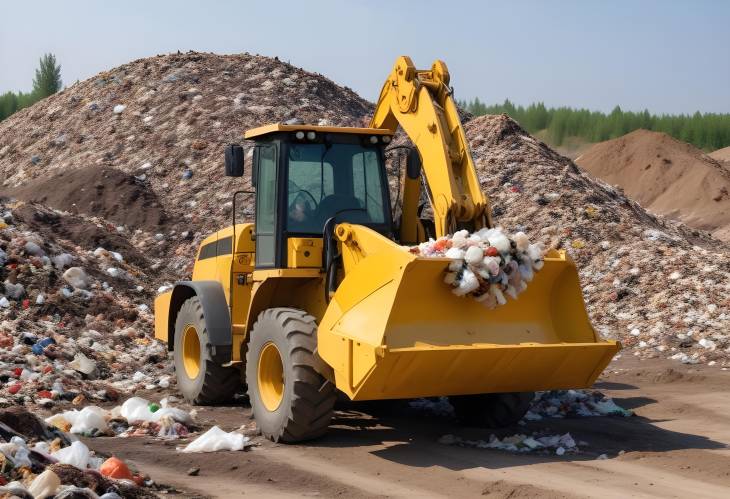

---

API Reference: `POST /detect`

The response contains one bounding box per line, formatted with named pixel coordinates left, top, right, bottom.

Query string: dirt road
left=85, top=356, right=730, bottom=498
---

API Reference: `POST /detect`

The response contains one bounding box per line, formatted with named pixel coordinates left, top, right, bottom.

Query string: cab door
left=254, top=144, right=279, bottom=268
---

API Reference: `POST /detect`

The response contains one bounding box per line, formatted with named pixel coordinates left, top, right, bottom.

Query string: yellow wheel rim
left=182, top=324, right=201, bottom=379
left=258, top=342, right=284, bottom=411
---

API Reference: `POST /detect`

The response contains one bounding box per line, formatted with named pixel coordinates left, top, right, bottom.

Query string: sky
left=1, top=0, right=729, bottom=114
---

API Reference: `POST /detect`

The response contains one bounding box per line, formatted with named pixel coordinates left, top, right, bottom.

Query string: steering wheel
left=291, top=188, right=318, bottom=210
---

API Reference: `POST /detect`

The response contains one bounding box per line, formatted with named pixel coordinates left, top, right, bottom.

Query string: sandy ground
left=83, top=356, right=730, bottom=498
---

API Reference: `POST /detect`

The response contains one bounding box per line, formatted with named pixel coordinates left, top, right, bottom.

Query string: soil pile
left=3, top=166, right=166, bottom=230
left=464, top=115, right=729, bottom=366
left=709, top=145, right=730, bottom=166
left=575, top=130, right=730, bottom=241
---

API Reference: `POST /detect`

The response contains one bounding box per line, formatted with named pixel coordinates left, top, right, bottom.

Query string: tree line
left=459, top=98, right=730, bottom=151
left=0, top=54, right=62, bottom=121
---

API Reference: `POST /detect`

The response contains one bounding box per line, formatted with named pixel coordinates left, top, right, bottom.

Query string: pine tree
left=32, top=53, right=62, bottom=98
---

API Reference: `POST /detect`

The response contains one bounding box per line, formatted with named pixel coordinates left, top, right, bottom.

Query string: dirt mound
left=464, top=115, right=729, bottom=366
left=575, top=130, right=730, bottom=241
left=709, top=145, right=730, bottom=165
left=3, top=166, right=166, bottom=230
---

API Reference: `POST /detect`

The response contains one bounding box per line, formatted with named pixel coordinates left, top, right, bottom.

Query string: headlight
left=369, top=136, right=378, bottom=144
left=382, top=135, right=392, bottom=144
left=306, top=131, right=316, bottom=140
left=295, top=131, right=305, bottom=140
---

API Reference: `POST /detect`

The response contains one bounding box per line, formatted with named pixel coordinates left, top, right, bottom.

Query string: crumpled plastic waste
left=0, top=407, right=149, bottom=495
left=47, top=396, right=194, bottom=438
left=439, top=431, right=579, bottom=455
left=179, top=425, right=250, bottom=453
left=410, top=228, right=545, bottom=308
left=409, top=390, right=632, bottom=420
left=524, top=390, right=633, bottom=420
left=27, top=469, right=61, bottom=499
left=52, top=441, right=92, bottom=469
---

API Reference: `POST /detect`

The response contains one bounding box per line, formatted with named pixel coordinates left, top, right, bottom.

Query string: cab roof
left=244, top=123, right=392, bottom=140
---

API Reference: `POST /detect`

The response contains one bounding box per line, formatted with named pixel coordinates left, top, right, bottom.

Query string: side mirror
left=225, top=144, right=244, bottom=177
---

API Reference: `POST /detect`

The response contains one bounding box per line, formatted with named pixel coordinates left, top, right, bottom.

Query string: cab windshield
left=286, top=142, right=388, bottom=234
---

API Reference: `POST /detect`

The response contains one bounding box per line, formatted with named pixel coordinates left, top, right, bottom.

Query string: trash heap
left=438, top=431, right=580, bottom=456
left=0, top=201, right=171, bottom=411
left=0, top=51, right=374, bottom=279
left=0, top=407, right=154, bottom=498
left=463, top=114, right=730, bottom=366
left=411, top=228, right=545, bottom=307
left=46, top=397, right=193, bottom=439
left=0, top=50, right=726, bottom=369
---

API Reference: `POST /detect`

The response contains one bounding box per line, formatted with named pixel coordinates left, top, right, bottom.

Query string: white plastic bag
left=120, top=397, right=155, bottom=423
left=52, top=440, right=91, bottom=469
left=180, top=426, right=249, bottom=453
left=28, top=469, right=61, bottom=499
left=69, top=406, right=109, bottom=434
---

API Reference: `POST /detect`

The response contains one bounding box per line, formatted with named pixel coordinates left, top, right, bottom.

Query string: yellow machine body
left=154, top=55, right=620, bottom=407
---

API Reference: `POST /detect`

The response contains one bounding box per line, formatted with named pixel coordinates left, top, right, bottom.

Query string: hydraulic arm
left=370, top=56, right=491, bottom=241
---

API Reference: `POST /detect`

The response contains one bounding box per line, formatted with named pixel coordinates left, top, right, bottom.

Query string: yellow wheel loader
left=154, top=56, right=620, bottom=442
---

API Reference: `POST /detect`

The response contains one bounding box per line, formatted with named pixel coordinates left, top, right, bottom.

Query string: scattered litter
left=179, top=425, right=250, bottom=453
left=47, top=396, right=194, bottom=438
left=410, top=390, right=633, bottom=420
left=438, top=431, right=580, bottom=454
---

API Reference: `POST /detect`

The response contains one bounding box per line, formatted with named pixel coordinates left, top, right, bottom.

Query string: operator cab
left=227, top=123, right=394, bottom=269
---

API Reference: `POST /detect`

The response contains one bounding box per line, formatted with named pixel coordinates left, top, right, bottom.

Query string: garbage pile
left=0, top=50, right=726, bottom=369
left=46, top=397, right=193, bottom=439
left=409, top=389, right=632, bottom=421
left=0, top=407, right=154, bottom=498
left=0, top=51, right=374, bottom=279
left=411, top=228, right=545, bottom=307
left=438, top=431, right=581, bottom=456
left=0, top=201, right=171, bottom=410
left=464, top=115, right=730, bottom=366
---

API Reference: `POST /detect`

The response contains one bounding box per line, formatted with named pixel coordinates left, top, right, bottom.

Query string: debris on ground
left=46, top=397, right=193, bottom=438
left=438, top=431, right=580, bottom=455
left=410, top=228, right=545, bottom=307
left=0, top=407, right=153, bottom=497
left=524, top=390, right=633, bottom=420
left=409, top=390, right=632, bottom=420
left=178, top=425, right=250, bottom=453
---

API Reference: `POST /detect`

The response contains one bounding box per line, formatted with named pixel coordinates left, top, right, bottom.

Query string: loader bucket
left=317, top=229, right=620, bottom=401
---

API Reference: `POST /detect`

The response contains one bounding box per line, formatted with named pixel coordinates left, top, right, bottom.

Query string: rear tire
left=173, top=296, right=241, bottom=404
left=450, top=392, right=534, bottom=427
left=246, top=308, right=336, bottom=443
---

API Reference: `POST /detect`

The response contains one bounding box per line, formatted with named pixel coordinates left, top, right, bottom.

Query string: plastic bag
left=52, top=440, right=91, bottom=469
left=100, top=456, right=134, bottom=480
left=68, top=406, right=109, bottom=434
left=180, top=426, right=249, bottom=453
left=120, top=397, right=156, bottom=423
left=28, top=469, right=61, bottom=499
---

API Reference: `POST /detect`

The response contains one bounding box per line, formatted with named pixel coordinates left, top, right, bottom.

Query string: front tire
left=246, top=308, right=336, bottom=443
left=450, top=392, right=534, bottom=427
left=173, top=296, right=241, bottom=404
